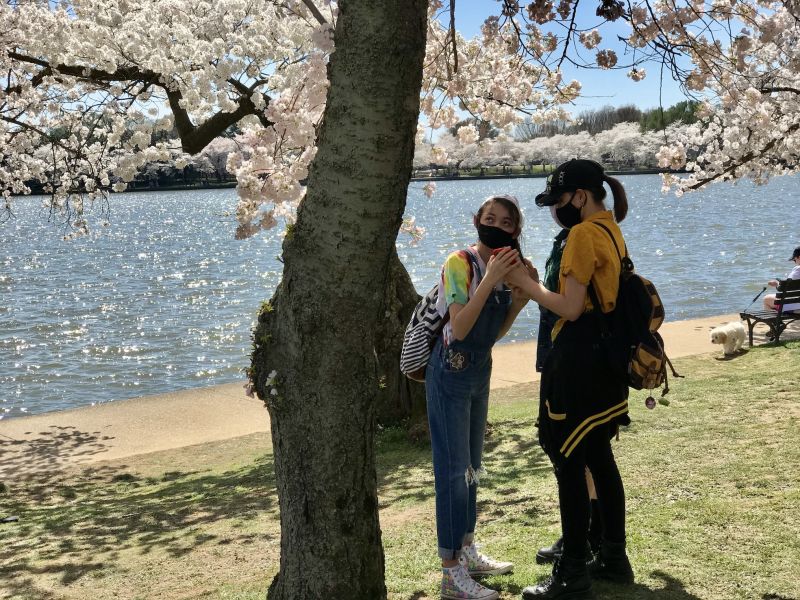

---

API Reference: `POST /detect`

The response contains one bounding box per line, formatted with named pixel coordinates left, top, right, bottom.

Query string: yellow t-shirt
left=551, top=210, right=625, bottom=340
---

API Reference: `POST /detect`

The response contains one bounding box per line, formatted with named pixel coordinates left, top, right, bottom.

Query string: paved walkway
left=1, top=313, right=795, bottom=477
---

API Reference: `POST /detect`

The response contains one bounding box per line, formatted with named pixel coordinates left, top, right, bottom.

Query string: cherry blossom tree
left=484, top=0, right=800, bottom=191
left=642, top=1, right=800, bottom=192
left=1, top=0, right=333, bottom=238
left=5, top=1, right=798, bottom=229
left=201, top=136, right=238, bottom=182
left=594, top=122, right=641, bottom=168
left=4, top=1, right=800, bottom=598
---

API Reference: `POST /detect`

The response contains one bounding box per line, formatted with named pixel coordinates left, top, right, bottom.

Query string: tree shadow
left=376, top=415, right=551, bottom=515
left=0, top=452, right=278, bottom=594
left=0, top=577, right=61, bottom=600
left=0, top=425, right=115, bottom=486
left=504, top=570, right=705, bottom=598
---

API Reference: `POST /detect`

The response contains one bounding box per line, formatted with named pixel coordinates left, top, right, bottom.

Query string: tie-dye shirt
left=436, top=247, right=486, bottom=346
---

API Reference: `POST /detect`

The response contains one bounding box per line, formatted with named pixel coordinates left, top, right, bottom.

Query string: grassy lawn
left=2, top=342, right=799, bottom=599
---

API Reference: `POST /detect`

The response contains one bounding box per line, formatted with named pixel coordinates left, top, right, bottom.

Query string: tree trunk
left=374, top=248, right=426, bottom=427
left=250, top=2, right=428, bottom=599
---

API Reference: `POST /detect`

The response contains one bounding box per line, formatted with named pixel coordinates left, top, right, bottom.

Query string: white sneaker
left=441, top=563, right=500, bottom=600
left=460, top=543, right=514, bottom=576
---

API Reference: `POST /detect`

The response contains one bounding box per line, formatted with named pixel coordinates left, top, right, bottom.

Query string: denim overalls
left=425, top=267, right=512, bottom=560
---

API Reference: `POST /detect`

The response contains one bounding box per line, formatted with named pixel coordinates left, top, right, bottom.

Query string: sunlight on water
left=1, top=175, right=798, bottom=417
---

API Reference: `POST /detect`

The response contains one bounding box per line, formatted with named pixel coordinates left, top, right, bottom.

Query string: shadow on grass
left=2, top=404, right=554, bottom=596
left=0, top=453, right=277, bottom=592
left=376, top=415, right=552, bottom=522
left=594, top=570, right=705, bottom=599
left=0, top=577, right=61, bottom=600
left=713, top=349, right=748, bottom=361
left=501, top=570, right=704, bottom=599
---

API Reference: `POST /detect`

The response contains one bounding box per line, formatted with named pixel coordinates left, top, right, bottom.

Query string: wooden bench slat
left=739, top=278, right=800, bottom=346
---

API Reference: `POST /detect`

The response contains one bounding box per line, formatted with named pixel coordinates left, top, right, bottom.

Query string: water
left=1, top=175, right=797, bottom=418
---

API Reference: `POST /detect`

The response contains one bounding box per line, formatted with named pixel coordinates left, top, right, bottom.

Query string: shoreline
left=13, top=169, right=677, bottom=197
left=2, top=304, right=756, bottom=422
left=409, top=168, right=676, bottom=182
left=2, top=312, right=796, bottom=478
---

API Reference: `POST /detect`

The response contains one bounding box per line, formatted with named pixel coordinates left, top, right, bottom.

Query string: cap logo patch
left=558, top=171, right=565, bottom=186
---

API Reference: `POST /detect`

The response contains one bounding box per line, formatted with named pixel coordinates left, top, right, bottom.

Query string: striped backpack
left=587, top=222, right=681, bottom=404
left=400, top=250, right=478, bottom=382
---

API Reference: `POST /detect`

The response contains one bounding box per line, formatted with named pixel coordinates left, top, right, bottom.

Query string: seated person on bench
left=764, top=246, right=800, bottom=312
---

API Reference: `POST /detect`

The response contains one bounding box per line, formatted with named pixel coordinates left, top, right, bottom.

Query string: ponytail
left=603, top=175, right=628, bottom=223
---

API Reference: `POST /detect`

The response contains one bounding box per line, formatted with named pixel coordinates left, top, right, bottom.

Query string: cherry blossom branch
left=449, top=0, right=459, bottom=74
left=687, top=122, right=800, bottom=190
left=558, top=0, right=580, bottom=70
left=8, top=51, right=276, bottom=155
left=761, top=86, right=800, bottom=95
left=300, top=0, right=327, bottom=25
left=6, top=51, right=158, bottom=91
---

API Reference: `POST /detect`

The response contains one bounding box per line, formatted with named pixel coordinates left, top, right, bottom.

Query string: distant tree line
left=20, top=103, right=697, bottom=195
left=514, top=101, right=699, bottom=140
left=414, top=120, right=689, bottom=177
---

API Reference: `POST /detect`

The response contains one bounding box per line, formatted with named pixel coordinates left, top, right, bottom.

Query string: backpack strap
left=592, top=221, right=628, bottom=261
left=587, top=281, right=611, bottom=336
left=587, top=221, right=623, bottom=320
left=464, top=246, right=482, bottom=286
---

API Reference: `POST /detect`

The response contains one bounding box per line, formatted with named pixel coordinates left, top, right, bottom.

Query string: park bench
left=740, top=278, right=800, bottom=346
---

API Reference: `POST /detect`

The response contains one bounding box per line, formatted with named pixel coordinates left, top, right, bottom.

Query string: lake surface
left=1, top=175, right=797, bottom=418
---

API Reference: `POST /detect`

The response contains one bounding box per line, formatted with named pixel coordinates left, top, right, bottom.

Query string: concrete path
left=1, top=313, right=795, bottom=477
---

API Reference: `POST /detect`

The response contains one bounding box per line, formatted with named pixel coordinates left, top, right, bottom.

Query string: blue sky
left=455, top=2, right=688, bottom=112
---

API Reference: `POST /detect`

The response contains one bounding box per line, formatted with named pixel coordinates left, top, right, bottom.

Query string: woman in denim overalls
left=426, top=195, right=537, bottom=600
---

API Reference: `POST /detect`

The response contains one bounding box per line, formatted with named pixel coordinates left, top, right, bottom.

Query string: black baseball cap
left=790, top=246, right=800, bottom=261
left=535, top=159, right=606, bottom=207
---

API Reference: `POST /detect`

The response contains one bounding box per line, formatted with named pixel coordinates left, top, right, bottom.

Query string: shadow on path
left=0, top=425, right=113, bottom=483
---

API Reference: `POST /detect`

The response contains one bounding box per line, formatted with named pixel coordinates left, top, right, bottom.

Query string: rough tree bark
left=374, top=249, right=426, bottom=426
left=250, top=2, right=428, bottom=598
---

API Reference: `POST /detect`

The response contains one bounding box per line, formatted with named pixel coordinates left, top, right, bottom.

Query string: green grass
left=2, top=343, right=799, bottom=599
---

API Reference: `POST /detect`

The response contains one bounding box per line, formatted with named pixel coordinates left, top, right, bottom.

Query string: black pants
left=536, top=308, right=559, bottom=373
left=555, top=423, right=625, bottom=560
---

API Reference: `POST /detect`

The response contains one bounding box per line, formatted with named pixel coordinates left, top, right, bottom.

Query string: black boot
left=588, top=539, right=634, bottom=584
left=535, top=537, right=563, bottom=565
left=536, top=537, right=593, bottom=565
left=522, top=555, right=595, bottom=599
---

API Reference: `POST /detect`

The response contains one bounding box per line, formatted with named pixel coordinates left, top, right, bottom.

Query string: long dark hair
left=589, top=175, right=628, bottom=223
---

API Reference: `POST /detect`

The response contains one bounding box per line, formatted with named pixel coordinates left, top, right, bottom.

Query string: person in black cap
left=504, top=159, right=634, bottom=599
left=763, top=246, right=800, bottom=312
left=534, top=234, right=603, bottom=567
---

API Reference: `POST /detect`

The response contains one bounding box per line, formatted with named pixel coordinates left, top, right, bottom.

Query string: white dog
left=709, top=321, right=746, bottom=356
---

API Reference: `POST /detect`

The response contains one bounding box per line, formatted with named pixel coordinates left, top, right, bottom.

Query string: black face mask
left=477, top=223, right=517, bottom=250
left=554, top=193, right=583, bottom=229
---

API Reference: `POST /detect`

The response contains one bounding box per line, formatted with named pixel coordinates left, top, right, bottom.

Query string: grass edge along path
left=1, top=342, right=799, bottom=600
